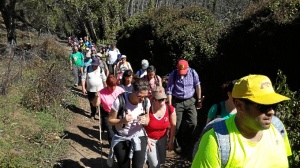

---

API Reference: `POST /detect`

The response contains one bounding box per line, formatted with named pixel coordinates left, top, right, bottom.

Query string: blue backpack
left=192, top=116, right=286, bottom=167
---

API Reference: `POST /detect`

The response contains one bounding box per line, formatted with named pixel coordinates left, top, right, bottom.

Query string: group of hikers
left=69, top=36, right=292, bottom=168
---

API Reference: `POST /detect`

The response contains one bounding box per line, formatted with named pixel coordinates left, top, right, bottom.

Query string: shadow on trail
left=53, top=159, right=84, bottom=168
left=67, top=104, right=90, bottom=118
left=62, top=130, right=109, bottom=158
left=81, top=157, right=119, bottom=168
left=71, top=86, right=88, bottom=99
left=77, top=125, right=110, bottom=148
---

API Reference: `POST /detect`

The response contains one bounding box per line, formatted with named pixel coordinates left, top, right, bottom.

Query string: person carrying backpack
left=92, top=74, right=125, bottom=143
left=145, top=86, right=176, bottom=168
left=192, top=74, right=292, bottom=168
left=115, top=55, right=133, bottom=80
left=81, top=57, right=107, bottom=119
left=206, top=80, right=237, bottom=124
left=107, top=78, right=151, bottom=168
left=143, top=65, right=162, bottom=99
left=136, top=59, right=149, bottom=78
left=166, top=59, right=202, bottom=159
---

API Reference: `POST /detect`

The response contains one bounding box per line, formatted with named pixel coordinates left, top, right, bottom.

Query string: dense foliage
left=117, top=6, right=222, bottom=75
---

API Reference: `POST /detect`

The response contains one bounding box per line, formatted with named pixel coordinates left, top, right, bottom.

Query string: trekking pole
left=95, top=86, right=103, bottom=166
left=95, top=87, right=102, bottom=143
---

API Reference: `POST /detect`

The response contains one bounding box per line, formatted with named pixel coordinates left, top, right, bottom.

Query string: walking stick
left=95, top=86, right=103, bottom=166
left=95, top=86, right=102, bottom=143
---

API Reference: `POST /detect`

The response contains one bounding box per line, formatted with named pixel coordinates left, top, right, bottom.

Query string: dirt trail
left=56, top=77, right=192, bottom=168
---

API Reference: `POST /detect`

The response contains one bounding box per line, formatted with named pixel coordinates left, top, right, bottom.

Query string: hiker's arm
left=167, top=107, right=176, bottom=151
left=167, top=95, right=172, bottom=105
left=109, top=99, right=133, bottom=126
left=206, top=104, right=218, bottom=124
left=104, top=62, right=109, bottom=77
left=81, top=67, right=87, bottom=94
left=196, top=84, right=202, bottom=109
left=166, top=71, right=175, bottom=105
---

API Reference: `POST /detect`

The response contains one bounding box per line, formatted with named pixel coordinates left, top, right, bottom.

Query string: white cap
left=121, top=55, right=126, bottom=58
left=141, top=59, right=149, bottom=70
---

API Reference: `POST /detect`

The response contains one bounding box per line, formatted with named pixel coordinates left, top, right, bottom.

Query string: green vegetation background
left=0, top=0, right=299, bottom=167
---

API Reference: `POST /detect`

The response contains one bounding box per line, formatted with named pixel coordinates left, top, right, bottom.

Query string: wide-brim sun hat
left=232, top=74, right=290, bottom=105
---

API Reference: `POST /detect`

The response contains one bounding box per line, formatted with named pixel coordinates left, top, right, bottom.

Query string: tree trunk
left=0, top=0, right=17, bottom=46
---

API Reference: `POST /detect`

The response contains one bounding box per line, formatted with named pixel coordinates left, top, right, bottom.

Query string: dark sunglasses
left=155, top=98, right=165, bottom=102
left=241, top=99, right=277, bottom=113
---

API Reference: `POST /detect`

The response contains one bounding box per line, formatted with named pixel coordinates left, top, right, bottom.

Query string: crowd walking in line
left=68, top=36, right=292, bottom=168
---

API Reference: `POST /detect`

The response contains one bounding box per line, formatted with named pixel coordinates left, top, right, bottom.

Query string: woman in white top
left=116, top=55, right=133, bottom=80
left=81, top=57, right=106, bottom=119
left=107, top=78, right=150, bottom=168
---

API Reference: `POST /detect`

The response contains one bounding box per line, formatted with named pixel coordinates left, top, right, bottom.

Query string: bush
left=274, top=70, right=300, bottom=167
left=117, top=5, right=222, bottom=75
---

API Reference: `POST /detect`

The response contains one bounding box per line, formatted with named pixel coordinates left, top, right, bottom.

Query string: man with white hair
left=136, top=59, right=149, bottom=78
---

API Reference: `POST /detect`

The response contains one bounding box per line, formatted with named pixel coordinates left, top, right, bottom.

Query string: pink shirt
left=100, top=86, right=125, bottom=112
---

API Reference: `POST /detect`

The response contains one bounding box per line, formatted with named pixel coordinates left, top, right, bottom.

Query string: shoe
left=74, top=84, right=78, bottom=87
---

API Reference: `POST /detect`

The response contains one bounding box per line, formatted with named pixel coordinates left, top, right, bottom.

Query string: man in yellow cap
left=192, top=74, right=292, bottom=168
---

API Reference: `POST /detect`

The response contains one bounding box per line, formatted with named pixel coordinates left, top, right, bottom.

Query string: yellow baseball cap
left=232, top=74, right=290, bottom=105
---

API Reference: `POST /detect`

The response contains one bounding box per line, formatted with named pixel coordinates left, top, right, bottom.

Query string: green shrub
left=274, top=70, right=300, bottom=167
left=117, top=5, right=222, bottom=75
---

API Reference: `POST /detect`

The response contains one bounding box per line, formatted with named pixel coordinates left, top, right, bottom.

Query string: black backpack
left=112, top=92, right=148, bottom=135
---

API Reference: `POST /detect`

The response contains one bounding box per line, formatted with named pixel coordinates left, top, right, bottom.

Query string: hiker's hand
left=70, top=66, right=73, bottom=71
left=82, top=88, right=87, bottom=95
left=196, top=101, right=202, bottom=110
left=147, top=140, right=154, bottom=152
left=123, top=113, right=133, bottom=123
left=167, top=140, right=174, bottom=151
left=138, top=114, right=146, bottom=125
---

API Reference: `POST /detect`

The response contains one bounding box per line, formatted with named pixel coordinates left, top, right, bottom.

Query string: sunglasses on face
left=241, top=99, right=277, bottom=113
left=155, top=98, right=165, bottom=102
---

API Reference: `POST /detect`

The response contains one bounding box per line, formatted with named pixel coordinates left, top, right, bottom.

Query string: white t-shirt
left=82, top=66, right=106, bottom=92
left=112, top=94, right=150, bottom=137
left=106, top=48, right=120, bottom=64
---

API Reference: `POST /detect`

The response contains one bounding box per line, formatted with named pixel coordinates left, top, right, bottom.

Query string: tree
left=0, top=0, right=17, bottom=45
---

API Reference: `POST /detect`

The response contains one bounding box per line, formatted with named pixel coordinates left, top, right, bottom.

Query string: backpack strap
left=142, top=97, right=148, bottom=114
left=112, top=93, right=127, bottom=135
left=271, top=115, right=286, bottom=138
left=213, top=119, right=230, bottom=167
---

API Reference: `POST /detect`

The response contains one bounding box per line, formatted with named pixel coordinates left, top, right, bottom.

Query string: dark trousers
left=100, top=105, right=114, bottom=144
left=107, top=63, right=114, bottom=75
left=173, top=97, right=198, bottom=154
left=114, top=136, right=147, bottom=168
left=87, top=91, right=97, bottom=117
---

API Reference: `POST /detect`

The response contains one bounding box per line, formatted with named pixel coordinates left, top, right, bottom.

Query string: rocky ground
left=55, top=86, right=193, bottom=168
